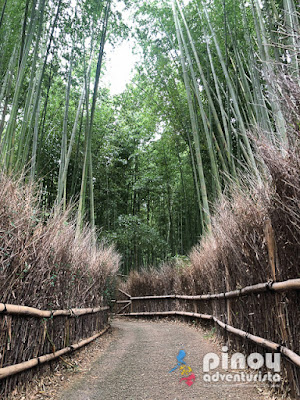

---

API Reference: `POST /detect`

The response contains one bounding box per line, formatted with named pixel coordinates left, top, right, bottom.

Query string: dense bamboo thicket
left=0, top=173, right=120, bottom=397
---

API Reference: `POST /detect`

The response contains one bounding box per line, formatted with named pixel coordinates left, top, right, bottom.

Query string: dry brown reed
left=0, top=174, right=120, bottom=397
left=0, top=173, right=121, bottom=309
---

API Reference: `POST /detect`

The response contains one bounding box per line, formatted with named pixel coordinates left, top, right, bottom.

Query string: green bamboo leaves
left=169, top=0, right=298, bottom=231
left=0, top=0, right=113, bottom=232
left=172, top=0, right=212, bottom=230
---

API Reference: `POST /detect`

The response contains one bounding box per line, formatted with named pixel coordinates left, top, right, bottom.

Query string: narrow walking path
left=58, top=319, right=270, bottom=400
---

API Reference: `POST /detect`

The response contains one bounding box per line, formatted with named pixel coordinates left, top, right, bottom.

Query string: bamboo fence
left=128, top=278, right=300, bottom=300
left=0, top=326, right=109, bottom=380
left=122, top=310, right=300, bottom=367
left=0, top=303, right=110, bottom=397
left=0, top=303, right=109, bottom=318
left=119, top=278, right=300, bottom=397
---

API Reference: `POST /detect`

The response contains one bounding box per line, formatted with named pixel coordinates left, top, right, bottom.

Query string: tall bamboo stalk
left=177, top=16, right=222, bottom=196
left=0, top=0, right=7, bottom=32
left=283, top=0, right=299, bottom=79
left=172, top=0, right=211, bottom=230
left=77, top=0, right=111, bottom=230
left=57, top=46, right=74, bottom=207
left=30, top=97, right=41, bottom=180
left=176, top=0, right=231, bottom=169
left=200, top=1, right=259, bottom=178
left=2, top=0, right=38, bottom=170
left=251, top=0, right=287, bottom=145
left=16, top=0, right=46, bottom=170
left=0, top=47, right=18, bottom=149
left=20, top=0, right=63, bottom=171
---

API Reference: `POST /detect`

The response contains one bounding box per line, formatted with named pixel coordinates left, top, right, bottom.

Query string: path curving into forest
left=58, top=319, right=271, bottom=400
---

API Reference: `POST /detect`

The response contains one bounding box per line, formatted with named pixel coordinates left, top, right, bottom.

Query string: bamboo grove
left=133, top=0, right=299, bottom=230
left=0, top=0, right=299, bottom=272
left=0, top=0, right=113, bottom=229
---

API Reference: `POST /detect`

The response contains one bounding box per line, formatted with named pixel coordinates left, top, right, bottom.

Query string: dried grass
left=0, top=173, right=120, bottom=398
left=0, top=173, right=121, bottom=309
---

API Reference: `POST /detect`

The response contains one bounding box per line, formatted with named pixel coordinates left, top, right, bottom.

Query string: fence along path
left=0, top=302, right=109, bottom=397
left=117, top=278, right=300, bottom=397
left=1, top=278, right=299, bottom=396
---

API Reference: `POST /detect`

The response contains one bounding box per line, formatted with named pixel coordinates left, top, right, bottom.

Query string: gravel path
left=58, top=319, right=271, bottom=400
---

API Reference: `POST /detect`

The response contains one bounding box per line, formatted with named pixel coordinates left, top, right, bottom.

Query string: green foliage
left=0, top=0, right=296, bottom=275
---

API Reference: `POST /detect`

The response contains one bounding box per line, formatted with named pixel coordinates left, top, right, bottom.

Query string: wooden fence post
left=265, top=218, right=300, bottom=398
left=224, top=261, right=232, bottom=347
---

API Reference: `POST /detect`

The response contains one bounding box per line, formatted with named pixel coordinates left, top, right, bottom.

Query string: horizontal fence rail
left=0, top=303, right=110, bottom=386
left=0, top=326, right=109, bottom=380
left=119, top=278, right=300, bottom=371
left=0, top=303, right=109, bottom=318
left=129, top=278, right=300, bottom=301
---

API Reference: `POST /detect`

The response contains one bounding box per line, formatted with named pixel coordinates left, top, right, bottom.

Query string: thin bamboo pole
left=213, top=317, right=300, bottom=367
left=0, top=304, right=109, bottom=318
left=118, top=288, right=131, bottom=298
left=131, top=295, right=176, bottom=300
left=0, top=326, right=110, bottom=380
left=111, top=300, right=132, bottom=304
left=121, top=311, right=300, bottom=368
left=128, top=278, right=300, bottom=301
left=123, top=311, right=177, bottom=317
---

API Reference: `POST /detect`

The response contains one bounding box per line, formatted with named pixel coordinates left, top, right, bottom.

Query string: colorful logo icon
left=169, top=350, right=196, bottom=386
